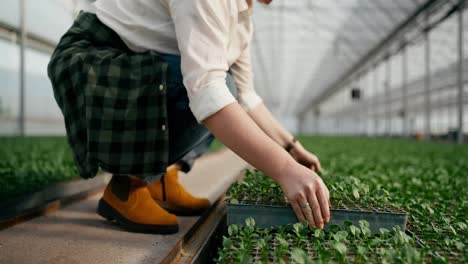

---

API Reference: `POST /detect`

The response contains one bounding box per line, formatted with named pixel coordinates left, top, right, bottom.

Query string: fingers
left=325, top=189, right=330, bottom=206
left=291, top=199, right=306, bottom=223
left=303, top=208, right=315, bottom=228
left=317, top=186, right=330, bottom=223
left=310, top=155, right=322, bottom=172
left=315, top=158, right=322, bottom=171
left=306, top=154, right=322, bottom=172
left=310, top=164, right=317, bottom=172
left=307, top=190, right=324, bottom=229
left=281, top=161, right=330, bottom=229
left=297, top=194, right=316, bottom=228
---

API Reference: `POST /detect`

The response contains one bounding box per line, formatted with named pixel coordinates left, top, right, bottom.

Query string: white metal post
left=19, top=0, right=27, bottom=136
left=297, top=112, right=304, bottom=135
left=373, top=64, right=379, bottom=135
left=457, top=7, right=464, bottom=144
left=402, top=43, right=409, bottom=138
left=314, top=110, right=320, bottom=135
left=424, top=21, right=431, bottom=140
left=366, top=72, right=370, bottom=136
left=336, top=117, right=340, bottom=135
left=385, top=57, right=391, bottom=136
left=364, top=71, right=371, bottom=136
left=360, top=74, right=366, bottom=136
left=355, top=76, right=362, bottom=135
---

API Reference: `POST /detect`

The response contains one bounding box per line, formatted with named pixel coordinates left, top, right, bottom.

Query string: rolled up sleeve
left=230, top=27, right=263, bottom=112
left=170, top=0, right=237, bottom=123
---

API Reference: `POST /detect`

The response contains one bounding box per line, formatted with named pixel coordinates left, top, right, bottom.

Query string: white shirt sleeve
left=169, top=0, right=237, bottom=123
left=230, top=31, right=263, bottom=112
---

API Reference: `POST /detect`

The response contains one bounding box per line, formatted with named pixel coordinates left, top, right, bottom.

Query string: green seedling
left=220, top=136, right=468, bottom=263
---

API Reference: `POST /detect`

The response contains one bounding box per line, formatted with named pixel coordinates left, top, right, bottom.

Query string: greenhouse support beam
left=457, top=8, right=464, bottom=144
left=373, top=65, right=379, bottom=136
left=366, top=73, right=372, bottom=136
left=385, top=57, right=391, bottom=136
left=424, top=21, right=431, bottom=140
left=355, top=76, right=363, bottom=135
left=0, top=21, right=55, bottom=54
left=314, top=110, right=321, bottom=135
left=18, top=0, right=26, bottom=136
left=335, top=117, right=340, bottom=135
left=297, top=112, right=307, bottom=135
left=402, top=43, right=409, bottom=138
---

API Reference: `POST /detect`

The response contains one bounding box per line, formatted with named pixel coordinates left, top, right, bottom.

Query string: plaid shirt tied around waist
left=48, top=12, right=169, bottom=179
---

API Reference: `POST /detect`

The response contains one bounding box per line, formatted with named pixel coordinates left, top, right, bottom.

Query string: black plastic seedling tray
left=227, top=203, right=407, bottom=234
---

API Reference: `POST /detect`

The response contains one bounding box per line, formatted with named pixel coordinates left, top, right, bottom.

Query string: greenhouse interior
left=0, top=0, right=467, bottom=263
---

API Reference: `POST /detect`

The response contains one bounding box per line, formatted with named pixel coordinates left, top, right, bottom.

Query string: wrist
left=284, top=137, right=303, bottom=155
left=272, top=155, right=296, bottom=184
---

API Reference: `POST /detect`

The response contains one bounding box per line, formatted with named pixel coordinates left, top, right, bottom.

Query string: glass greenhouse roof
left=0, top=0, right=465, bottom=132
left=250, top=0, right=450, bottom=117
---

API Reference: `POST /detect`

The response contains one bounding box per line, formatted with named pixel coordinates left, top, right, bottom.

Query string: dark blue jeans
left=159, top=53, right=236, bottom=176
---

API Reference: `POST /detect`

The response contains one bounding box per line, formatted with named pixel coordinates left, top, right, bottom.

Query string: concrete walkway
left=0, top=149, right=246, bottom=264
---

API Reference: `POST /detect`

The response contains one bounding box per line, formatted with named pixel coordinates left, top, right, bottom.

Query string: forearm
left=247, top=103, right=294, bottom=148
left=204, top=103, right=329, bottom=227
left=203, top=103, right=294, bottom=181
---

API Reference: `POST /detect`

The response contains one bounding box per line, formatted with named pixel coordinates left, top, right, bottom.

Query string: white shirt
left=93, top=0, right=263, bottom=122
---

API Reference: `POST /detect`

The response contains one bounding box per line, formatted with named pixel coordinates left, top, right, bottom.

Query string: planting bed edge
left=227, top=203, right=407, bottom=233
left=0, top=173, right=111, bottom=222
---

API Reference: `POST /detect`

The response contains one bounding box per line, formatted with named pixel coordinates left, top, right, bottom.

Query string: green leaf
left=290, top=248, right=309, bottom=264
left=293, top=222, right=303, bottom=234
left=353, top=188, right=360, bottom=200
left=349, top=225, right=361, bottom=237
left=456, top=222, right=467, bottom=230
left=333, top=231, right=349, bottom=242
left=449, top=225, right=457, bottom=235
left=359, top=220, right=370, bottom=228
left=359, top=220, right=372, bottom=237
left=276, top=237, right=289, bottom=248
left=245, top=217, right=255, bottom=228
left=357, top=246, right=367, bottom=256
left=379, top=228, right=390, bottom=237
left=371, top=237, right=382, bottom=246
left=222, top=237, right=233, bottom=248
left=333, top=242, right=348, bottom=256
left=228, top=225, right=238, bottom=236
left=256, top=238, right=266, bottom=248
left=314, top=228, right=324, bottom=239
left=444, top=238, right=451, bottom=247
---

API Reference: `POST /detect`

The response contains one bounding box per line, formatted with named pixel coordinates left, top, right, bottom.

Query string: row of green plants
left=227, top=170, right=400, bottom=213
left=217, top=218, right=422, bottom=264
left=223, top=137, right=467, bottom=263
left=302, top=137, right=467, bottom=263
left=0, top=136, right=79, bottom=199
left=0, top=136, right=225, bottom=200
left=227, top=169, right=285, bottom=205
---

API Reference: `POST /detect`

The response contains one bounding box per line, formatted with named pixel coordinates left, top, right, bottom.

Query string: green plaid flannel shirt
left=48, top=12, right=169, bottom=179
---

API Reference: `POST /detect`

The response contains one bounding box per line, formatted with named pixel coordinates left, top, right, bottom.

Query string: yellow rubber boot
left=147, top=166, right=211, bottom=215
left=97, top=175, right=178, bottom=234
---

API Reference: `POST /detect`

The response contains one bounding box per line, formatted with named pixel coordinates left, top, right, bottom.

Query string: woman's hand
left=276, top=159, right=330, bottom=229
left=289, top=141, right=322, bottom=172
left=203, top=104, right=330, bottom=228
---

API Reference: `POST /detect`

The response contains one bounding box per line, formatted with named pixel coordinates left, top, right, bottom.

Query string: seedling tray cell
left=227, top=203, right=407, bottom=234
